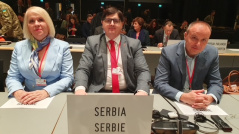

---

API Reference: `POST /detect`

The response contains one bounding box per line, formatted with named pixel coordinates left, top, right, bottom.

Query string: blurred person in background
left=127, top=17, right=150, bottom=47
left=154, top=21, right=180, bottom=47
left=147, top=19, right=159, bottom=46
left=82, top=14, right=93, bottom=39
left=121, top=17, right=130, bottom=35
left=204, top=10, right=216, bottom=26
left=17, top=13, right=24, bottom=27
left=61, top=14, right=71, bottom=30
left=68, top=15, right=82, bottom=37
left=14, top=0, right=26, bottom=15
left=178, top=20, right=188, bottom=39
left=44, top=2, right=54, bottom=20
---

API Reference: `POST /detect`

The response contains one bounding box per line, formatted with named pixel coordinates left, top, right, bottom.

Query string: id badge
left=112, top=67, right=121, bottom=75
left=36, top=79, right=47, bottom=86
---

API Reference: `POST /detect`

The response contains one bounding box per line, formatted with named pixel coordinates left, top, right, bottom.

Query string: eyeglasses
left=104, top=18, right=121, bottom=24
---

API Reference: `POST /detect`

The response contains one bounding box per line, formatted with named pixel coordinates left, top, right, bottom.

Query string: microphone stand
left=162, top=96, right=183, bottom=134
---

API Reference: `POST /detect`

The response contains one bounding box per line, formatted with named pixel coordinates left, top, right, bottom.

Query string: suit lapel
left=192, top=49, right=207, bottom=88
left=120, top=35, right=128, bottom=81
left=195, top=50, right=207, bottom=71
left=23, top=40, right=39, bottom=78
left=99, top=34, right=108, bottom=80
left=176, top=42, right=186, bottom=87
left=160, top=30, right=164, bottom=42
left=41, top=38, right=58, bottom=78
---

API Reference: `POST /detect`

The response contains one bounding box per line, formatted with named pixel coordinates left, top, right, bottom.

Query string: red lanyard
left=186, top=57, right=197, bottom=89
left=38, top=43, right=50, bottom=78
left=107, top=41, right=121, bottom=64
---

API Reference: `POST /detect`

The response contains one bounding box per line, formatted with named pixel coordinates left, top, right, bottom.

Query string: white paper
left=69, top=44, right=85, bottom=48
left=0, top=97, right=54, bottom=109
left=228, top=49, right=239, bottom=52
left=175, top=101, right=228, bottom=115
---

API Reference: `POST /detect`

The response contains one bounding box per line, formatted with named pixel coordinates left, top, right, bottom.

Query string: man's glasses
left=104, top=18, right=121, bottom=24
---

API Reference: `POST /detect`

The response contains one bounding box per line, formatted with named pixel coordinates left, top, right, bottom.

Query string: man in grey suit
left=154, top=21, right=180, bottom=47
left=74, top=7, right=151, bottom=95
left=154, top=21, right=223, bottom=109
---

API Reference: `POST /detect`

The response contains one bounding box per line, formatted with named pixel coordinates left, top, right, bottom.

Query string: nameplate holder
left=67, top=94, right=154, bottom=134
left=208, top=39, right=228, bottom=53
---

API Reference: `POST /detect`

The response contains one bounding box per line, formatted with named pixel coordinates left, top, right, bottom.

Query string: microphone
left=162, top=96, right=183, bottom=134
left=151, top=96, right=199, bottom=134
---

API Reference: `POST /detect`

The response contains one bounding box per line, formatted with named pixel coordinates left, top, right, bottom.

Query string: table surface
left=1, top=43, right=239, bottom=56
left=53, top=94, right=239, bottom=134
left=0, top=92, right=68, bottom=134
left=0, top=92, right=238, bottom=134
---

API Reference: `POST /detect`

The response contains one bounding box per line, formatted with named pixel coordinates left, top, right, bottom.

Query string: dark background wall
left=3, top=0, right=239, bottom=28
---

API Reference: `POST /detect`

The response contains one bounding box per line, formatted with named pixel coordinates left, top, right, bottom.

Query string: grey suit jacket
left=154, top=41, right=223, bottom=103
left=74, top=34, right=151, bottom=93
left=154, top=28, right=181, bottom=46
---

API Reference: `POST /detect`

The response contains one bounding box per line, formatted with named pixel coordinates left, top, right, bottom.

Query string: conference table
left=1, top=42, right=239, bottom=55
left=0, top=91, right=238, bottom=134
left=53, top=94, right=239, bottom=134
left=1, top=43, right=239, bottom=76
left=0, top=92, right=69, bottom=134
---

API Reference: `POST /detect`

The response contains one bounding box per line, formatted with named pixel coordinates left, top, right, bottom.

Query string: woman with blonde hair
left=6, top=6, right=74, bottom=104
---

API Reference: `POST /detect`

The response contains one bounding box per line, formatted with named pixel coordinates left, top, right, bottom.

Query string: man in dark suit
left=44, top=2, right=54, bottom=20
left=74, top=7, right=151, bottom=95
left=14, top=0, right=26, bottom=15
left=204, top=10, right=216, bottom=26
left=154, top=21, right=223, bottom=109
left=154, top=21, right=180, bottom=47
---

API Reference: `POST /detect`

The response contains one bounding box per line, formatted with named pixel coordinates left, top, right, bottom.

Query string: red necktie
left=109, top=40, right=120, bottom=93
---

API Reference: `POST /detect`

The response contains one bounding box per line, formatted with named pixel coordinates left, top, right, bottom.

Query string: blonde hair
left=23, top=6, right=55, bottom=39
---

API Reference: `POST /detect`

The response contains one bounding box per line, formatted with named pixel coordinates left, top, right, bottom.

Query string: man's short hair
left=87, top=14, right=93, bottom=18
left=164, top=21, right=173, bottom=27
left=186, top=21, right=212, bottom=33
left=101, top=7, right=124, bottom=22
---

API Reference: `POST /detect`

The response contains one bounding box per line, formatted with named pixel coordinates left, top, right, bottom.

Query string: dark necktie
left=164, top=35, right=169, bottom=47
left=109, top=40, right=120, bottom=93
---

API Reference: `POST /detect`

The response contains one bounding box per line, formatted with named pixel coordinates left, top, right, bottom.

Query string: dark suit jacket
left=74, top=34, right=151, bottom=93
left=127, top=29, right=151, bottom=47
left=154, top=41, right=223, bottom=103
left=82, top=22, right=91, bottom=38
left=154, top=28, right=181, bottom=46
left=13, top=4, right=26, bottom=14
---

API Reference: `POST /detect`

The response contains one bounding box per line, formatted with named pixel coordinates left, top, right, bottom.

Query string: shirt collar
left=106, top=35, right=121, bottom=45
